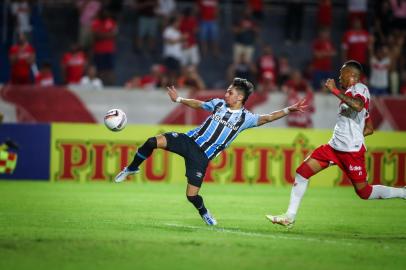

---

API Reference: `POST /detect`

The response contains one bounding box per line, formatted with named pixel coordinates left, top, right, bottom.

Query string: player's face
left=339, top=66, right=352, bottom=88
left=224, top=86, right=243, bottom=107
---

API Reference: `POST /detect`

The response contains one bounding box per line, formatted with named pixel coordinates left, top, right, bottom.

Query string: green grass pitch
left=0, top=181, right=405, bottom=270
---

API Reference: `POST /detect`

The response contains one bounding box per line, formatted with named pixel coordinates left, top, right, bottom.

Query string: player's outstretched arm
left=257, top=99, right=308, bottom=126
left=325, top=79, right=364, bottom=112
left=167, top=86, right=204, bottom=109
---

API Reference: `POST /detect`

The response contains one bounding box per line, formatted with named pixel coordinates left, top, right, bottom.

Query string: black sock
left=128, top=137, right=157, bottom=171
left=187, top=195, right=207, bottom=215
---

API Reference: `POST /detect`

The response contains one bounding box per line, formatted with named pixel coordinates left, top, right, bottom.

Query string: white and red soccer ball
left=104, top=109, right=127, bottom=131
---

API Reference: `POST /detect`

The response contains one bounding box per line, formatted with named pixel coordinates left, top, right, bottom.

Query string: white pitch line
left=165, top=223, right=356, bottom=246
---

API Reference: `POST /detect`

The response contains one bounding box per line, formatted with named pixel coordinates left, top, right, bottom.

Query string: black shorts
left=164, top=132, right=209, bottom=187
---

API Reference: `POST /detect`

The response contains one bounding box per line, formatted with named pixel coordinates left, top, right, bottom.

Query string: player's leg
left=186, top=183, right=217, bottom=226
left=267, top=144, right=334, bottom=227
left=186, top=183, right=215, bottom=225
left=183, top=143, right=216, bottom=225
left=285, top=157, right=328, bottom=218
left=353, top=182, right=406, bottom=200
left=115, top=134, right=167, bottom=182
left=127, top=134, right=166, bottom=170
left=338, top=148, right=406, bottom=200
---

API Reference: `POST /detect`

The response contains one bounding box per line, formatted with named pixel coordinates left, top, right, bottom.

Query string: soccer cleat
left=114, top=167, right=139, bottom=183
left=266, top=213, right=295, bottom=228
left=201, top=210, right=217, bottom=226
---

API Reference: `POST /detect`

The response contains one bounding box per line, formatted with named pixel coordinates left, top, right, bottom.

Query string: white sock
left=286, top=174, right=309, bottom=220
left=368, top=185, right=406, bottom=199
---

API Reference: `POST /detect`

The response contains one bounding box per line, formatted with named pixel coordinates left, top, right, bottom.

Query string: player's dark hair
left=232, top=77, right=254, bottom=104
left=344, top=60, right=363, bottom=75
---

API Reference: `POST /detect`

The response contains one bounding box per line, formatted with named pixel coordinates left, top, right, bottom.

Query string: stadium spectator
left=369, top=45, right=390, bottom=96
left=341, top=18, right=371, bottom=72
left=388, top=32, right=405, bottom=95
left=80, top=65, right=103, bottom=90
left=312, top=27, right=336, bottom=91
left=124, top=64, right=168, bottom=90
left=76, top=0, right=102, bottom=51
left=267, top=61, right=406, bottom=229
left=91, top=9, right=118, bottom=86
left=232, top=9, right=259, bottom=63
left=390, top=0, right=406, bottom=31
left=115, top=78, right=307, bottom=226
left=197, top=0, right=220, bottom=57
left=277, top=54, right=292, bottom=87
left=61, top=44, right=87, bottom=85
left=10, top=0, right=32, bottom=39
left=8, top=32, right=35, bottom=85
left=257, top=45, right=277, bottom=90
left=373, top=0, right=393, bottom=43
left=34, top=62, right=54, bottom=87
left=256, top=71, right=277, bottom=93
left=177, top=65, right=206, bottom=93
left=347, top=0, right=367, bottom=28
left=156, top=0, right=177, bottom=28
left=316, top=0, right=332, bottom=29
left=227, top=52, right=257, bottom=84
left=179, top=7, right=200, bottom=68
left=282, top=70, right=314, bottom=128
left=284, top=0, right=304, bottom=44
left=133, top=0, right=159, bottom=54
left=162, top=16, right=184, bottom=85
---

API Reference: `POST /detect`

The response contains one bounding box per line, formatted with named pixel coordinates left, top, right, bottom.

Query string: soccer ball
left=104, top=109, right=127, bottom=131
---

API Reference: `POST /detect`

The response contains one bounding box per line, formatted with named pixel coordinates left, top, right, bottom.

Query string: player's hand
left=325, top=79, right=337, bottom=92
left=167, top=85, right=178, bottom=102
left=288, top=99, right=308, bottom=113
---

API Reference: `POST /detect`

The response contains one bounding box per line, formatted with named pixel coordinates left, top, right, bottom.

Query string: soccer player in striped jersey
left=115, top=77, right=307, bottom=225
left=266, top=60, right=406, bottom=229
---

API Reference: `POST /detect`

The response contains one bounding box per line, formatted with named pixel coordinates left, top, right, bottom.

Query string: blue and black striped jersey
left=186, top=98, right=259, bottom=160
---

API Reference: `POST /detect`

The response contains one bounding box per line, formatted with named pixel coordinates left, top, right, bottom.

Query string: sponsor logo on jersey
left=349, top=165, right=362, bottom=171
left=212, top=115, right=239, bottom=131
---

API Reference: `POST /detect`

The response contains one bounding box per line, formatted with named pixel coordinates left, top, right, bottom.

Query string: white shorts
left=181, top=45, right=200, bottom=66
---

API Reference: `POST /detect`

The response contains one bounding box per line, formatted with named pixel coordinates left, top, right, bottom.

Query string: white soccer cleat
left=266, top=213, right=295, bottom=228
left=114, top=167, right=139, bottom=183
left=201, top=210, right=217, bottom=226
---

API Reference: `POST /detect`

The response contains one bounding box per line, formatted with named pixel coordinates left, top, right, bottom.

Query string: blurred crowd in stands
left=4, top=0, right=406, bottom=101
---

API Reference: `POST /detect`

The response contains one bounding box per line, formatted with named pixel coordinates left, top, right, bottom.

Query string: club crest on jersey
left=172, top=132, right=178, bottom=137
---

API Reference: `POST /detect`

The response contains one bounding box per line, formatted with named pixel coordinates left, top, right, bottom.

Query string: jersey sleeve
left=352, top=84, right=369, bottom=104
left=201, top=98, right=224, bottom=112
left=241, top=111, right=260, bottom=129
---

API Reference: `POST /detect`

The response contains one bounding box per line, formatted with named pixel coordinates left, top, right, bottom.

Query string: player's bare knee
left=155, top=135, right=167, bottom=148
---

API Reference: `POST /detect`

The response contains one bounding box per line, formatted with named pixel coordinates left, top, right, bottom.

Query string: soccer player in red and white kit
left=266, top=60, right=406, bottom=228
